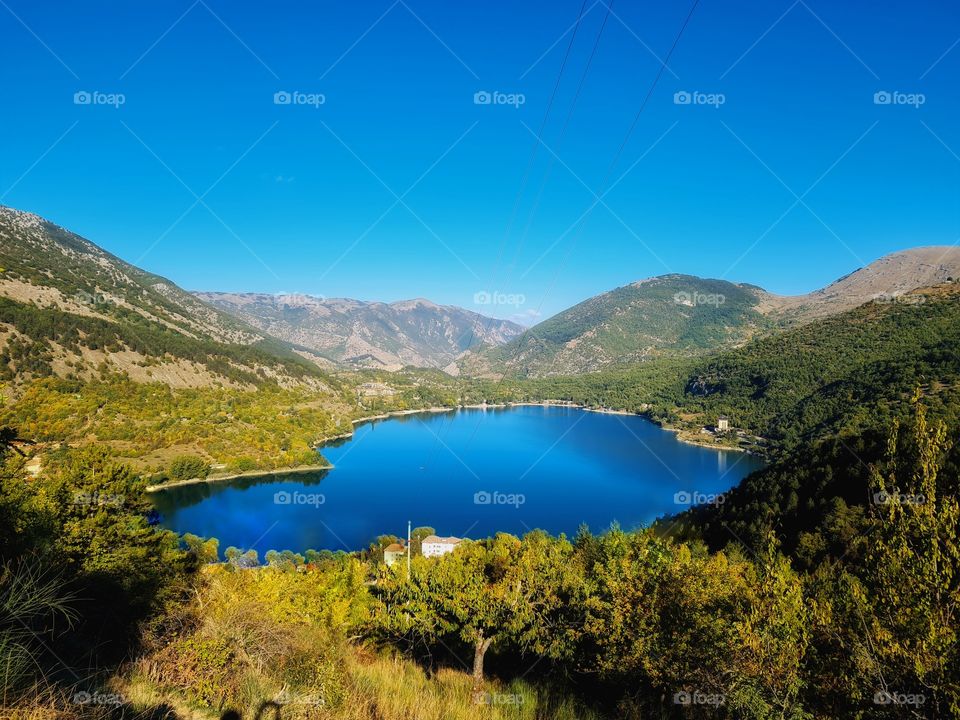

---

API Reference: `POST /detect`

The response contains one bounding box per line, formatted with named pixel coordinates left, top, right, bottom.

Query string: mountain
left=763, top=246, right=960, bottom=323
left=0, top=205, right=331, bottom=389
left=461, top=275, right=774, bottom=377
left=194, top=292, right=525, bottom=372
left=463, top=247, right=960, bottom=378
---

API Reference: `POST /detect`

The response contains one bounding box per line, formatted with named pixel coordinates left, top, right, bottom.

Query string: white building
left=383, top=542, right=406, bottom=567
left=421, top=535, right=463, bottom=558
left=717, top=416, right=731, bottom=432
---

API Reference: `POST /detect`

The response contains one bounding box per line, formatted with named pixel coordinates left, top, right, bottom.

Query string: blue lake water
left=150, top=406, right=765, bottom=553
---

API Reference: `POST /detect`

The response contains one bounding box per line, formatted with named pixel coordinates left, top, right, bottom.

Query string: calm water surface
left=151, top=407, right=765, bottom=552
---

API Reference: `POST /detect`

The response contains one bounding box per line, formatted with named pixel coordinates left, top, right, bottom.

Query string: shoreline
left=145, top=463, right=332, bottom=493
left=334, top=400, right=633, bottom=440
left=148, top=402, right=759, bottom=492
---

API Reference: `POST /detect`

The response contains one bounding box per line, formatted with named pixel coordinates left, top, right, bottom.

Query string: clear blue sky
left=1, top=0, right=958, bottom=323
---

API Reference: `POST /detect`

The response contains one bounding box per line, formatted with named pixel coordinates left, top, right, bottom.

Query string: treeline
left=506, top=287, right=960, bottom=453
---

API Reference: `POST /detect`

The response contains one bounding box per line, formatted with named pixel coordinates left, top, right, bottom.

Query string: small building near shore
left=717, top=416, right=731, bottom=432
left=384, top=543, right=406, bottom=567
left=421, top=535, right=463, bottom=558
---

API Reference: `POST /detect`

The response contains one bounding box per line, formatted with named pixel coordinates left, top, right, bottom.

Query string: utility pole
left=406, top=520, right=411, bottom=580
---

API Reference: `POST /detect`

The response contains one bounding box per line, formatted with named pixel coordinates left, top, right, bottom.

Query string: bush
left=168, top=455, right=210, bottom=482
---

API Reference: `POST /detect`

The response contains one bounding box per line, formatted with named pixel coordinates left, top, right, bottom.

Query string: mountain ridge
left=457, top=247, right=960, bottom=378
left=0, top=204, right=332, bottom=389
left=195, top=291, right=525, bottom=372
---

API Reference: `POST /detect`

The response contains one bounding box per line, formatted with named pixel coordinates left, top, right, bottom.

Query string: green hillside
left=468, top=275, right=772, bottom=377
left=0, top=205, right=327, bottom=387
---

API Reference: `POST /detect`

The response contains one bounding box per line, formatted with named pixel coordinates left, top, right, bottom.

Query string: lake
left=150, top=406, right=766, bottom=553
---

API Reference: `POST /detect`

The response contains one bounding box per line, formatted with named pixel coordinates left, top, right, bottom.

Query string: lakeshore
left=145, top=463, right=332, bottom=493
left=153, top=404, right=767, bottom=552
left=146, top=401, right=757, bottom=493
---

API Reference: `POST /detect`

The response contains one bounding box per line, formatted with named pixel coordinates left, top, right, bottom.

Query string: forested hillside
left=0, top=205, right=330, bottom=388
left=514, top=283, right=960, bottom=452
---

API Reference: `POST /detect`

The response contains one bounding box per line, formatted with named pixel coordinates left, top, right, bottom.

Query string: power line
left=488, top=0, right=591, bottom=291
left=510, top=0, right=616, bottom=272
left=489, top=0, right=703, bottom=394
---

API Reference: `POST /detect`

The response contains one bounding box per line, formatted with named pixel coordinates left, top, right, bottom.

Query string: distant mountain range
left=194, top=292, right=524, bottom=372
left=459, top=247, right=960, bottom=377
left=3, top=203, right=959, bottom=387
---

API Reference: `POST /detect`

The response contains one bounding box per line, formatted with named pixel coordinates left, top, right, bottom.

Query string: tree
left=410, top=526, right=435, bottom=555
left=857, top=397, right=960, bottom=716
left=0, top=426, right=32, bottom=458
left=184, top=533, right=220, bottom=564
left=370, top=532, right=584, bottom=696
left=168, top=455, right=210, bottom=483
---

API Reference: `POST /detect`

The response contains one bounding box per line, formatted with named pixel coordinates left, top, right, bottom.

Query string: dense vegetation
left=0, top=296, right=324, bottom=386
left=510, top=285, right=960, bottom=452
left=2, top=397, right=957, bottom=718
left=3, top=206, right=960, bottom=717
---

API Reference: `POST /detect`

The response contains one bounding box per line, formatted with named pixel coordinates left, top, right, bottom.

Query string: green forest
left=2, top=391, right=958, bottom=718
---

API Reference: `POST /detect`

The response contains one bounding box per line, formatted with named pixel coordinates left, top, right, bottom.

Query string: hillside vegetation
left=464, top=275, right=771, bottom=377
left=3, top=398, right=958, bottom=719
left=513, top=283, right=960, bottom=453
